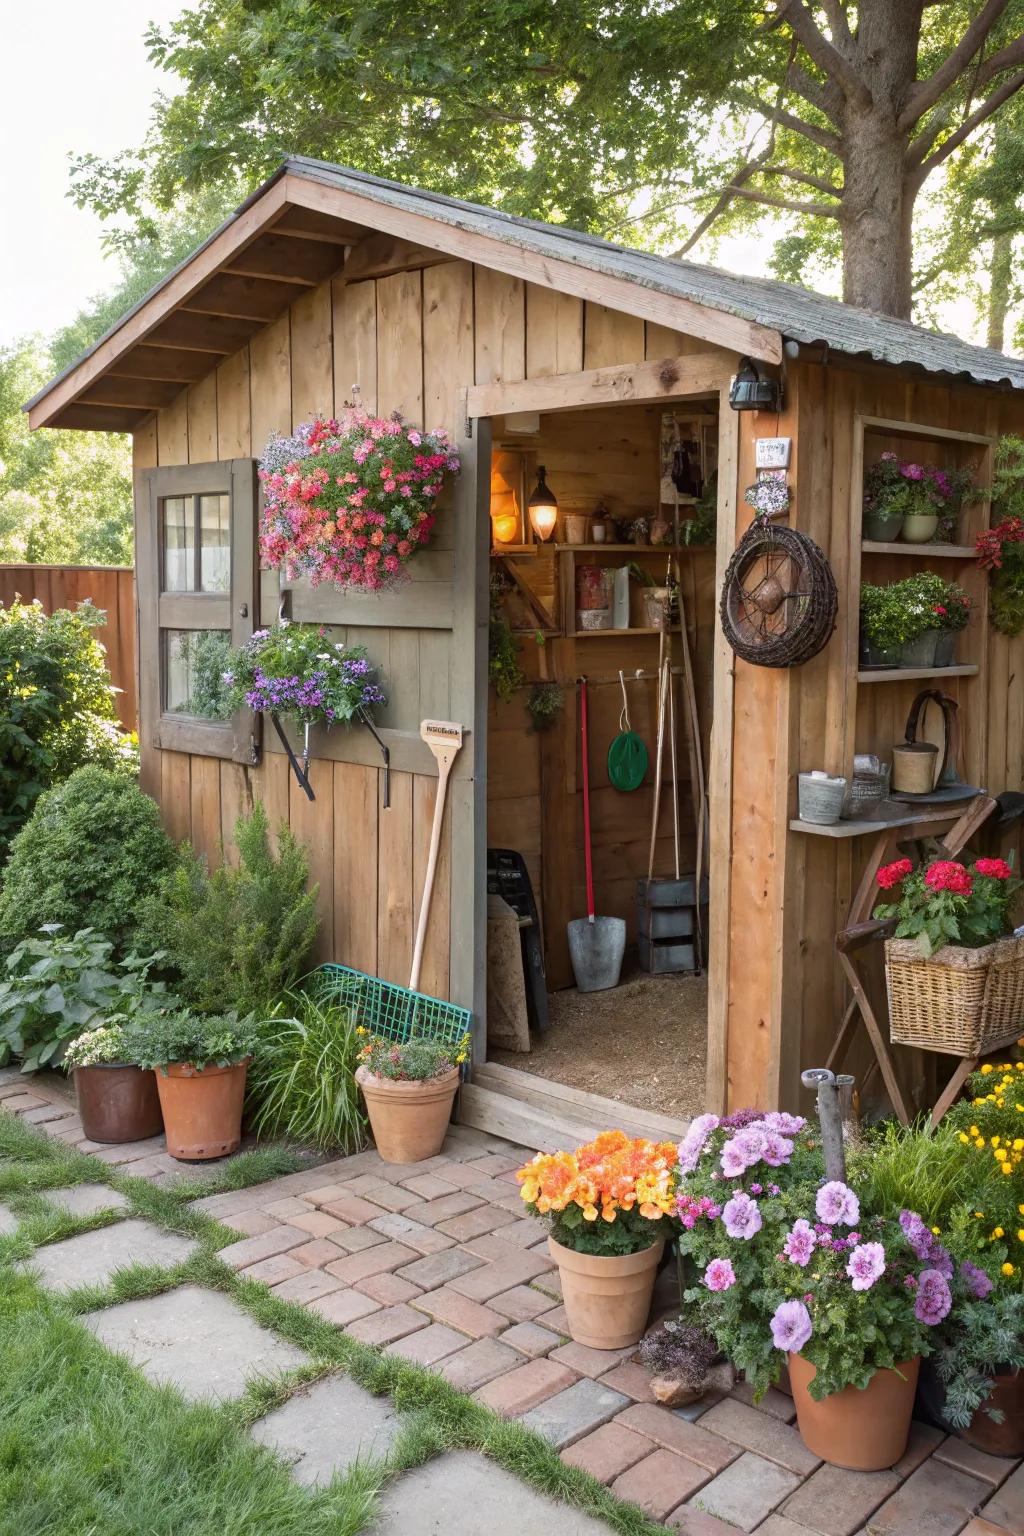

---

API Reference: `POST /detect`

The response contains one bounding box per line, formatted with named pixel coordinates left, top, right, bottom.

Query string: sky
left=0, top=0, right=184, bottom=345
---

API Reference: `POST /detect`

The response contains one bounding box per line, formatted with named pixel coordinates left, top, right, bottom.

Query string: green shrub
left=0, top=767, right=175, bottom=955
left=135, top=803, right=319, bottom=1017
left=0, top=927, right=176, bottom=1072
left=122, top=1007, right=259, bottom=1071
left=0, top=598, right=138, bottom=859
left=247, top=987, right=368, bottom=1152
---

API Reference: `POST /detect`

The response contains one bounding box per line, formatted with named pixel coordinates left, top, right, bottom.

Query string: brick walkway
left=3, top=1071, right=1021, bottom=1535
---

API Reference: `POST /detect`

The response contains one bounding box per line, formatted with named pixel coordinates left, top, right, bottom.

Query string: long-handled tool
left=568, top=677, right=625, bottom=992
left=409, top=719, right=464, bottom=993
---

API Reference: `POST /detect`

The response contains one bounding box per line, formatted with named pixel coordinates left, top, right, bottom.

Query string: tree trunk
left=987, top=230, right=1013, bottom=351
left=841, top=115, right=916, bottom=317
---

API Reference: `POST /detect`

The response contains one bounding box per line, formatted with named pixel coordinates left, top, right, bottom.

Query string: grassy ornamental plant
left=355, top=1029, right=469, bottom=1082
left=248, top=988, right=368, bottom=1152
left=873, top=855, right=1021, bottom=957
left=222, top=622, right=385, bottom=729
left=516, top=1131, right=679, bottom=1257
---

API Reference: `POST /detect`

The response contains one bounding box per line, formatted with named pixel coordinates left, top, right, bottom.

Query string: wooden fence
left=0, top=565, right=137, bottom=731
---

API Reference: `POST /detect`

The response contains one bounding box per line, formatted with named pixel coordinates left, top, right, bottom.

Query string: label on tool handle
left=421, top=719, right=465, bottom=748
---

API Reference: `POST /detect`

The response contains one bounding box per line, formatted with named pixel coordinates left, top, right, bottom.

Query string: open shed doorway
left=478, top=397, right=719, bottom=1139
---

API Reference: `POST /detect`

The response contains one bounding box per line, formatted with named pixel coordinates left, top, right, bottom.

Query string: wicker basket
left=885, top=935, right=1024, bottom=1056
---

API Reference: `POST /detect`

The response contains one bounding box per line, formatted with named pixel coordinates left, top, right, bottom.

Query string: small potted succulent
left=355, top=1030, right=468, bottom=1163
left=517, top=1130, right=678, bottom=1349
left=63, top=1022, right=163, bottom=1144
left=122, top=1008, right=259, bottom=1161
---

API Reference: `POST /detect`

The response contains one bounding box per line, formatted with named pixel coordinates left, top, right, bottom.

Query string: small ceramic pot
left=74, top=1064, right=163, bottom=1144
left=900, top=512, right=939, bottom=543
left=563, top=512, right=590, bottom=545
left=863, top=507, right=904, bottom=543
left=900, top=628, right=940, bottom=668
left=789, top=1353, right=920, bottom=1471
left=356, top=1064, right=460, bottom=1164
left=155, top=1059, right=249, bottom=1161
left=549, top=1235, right=664, bottom=1349
left=798, top=771, right=847, bottom=825
left=934, top=630, right=957, bottom=666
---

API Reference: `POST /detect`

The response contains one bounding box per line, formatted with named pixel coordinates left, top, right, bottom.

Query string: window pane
left=164, top=629, right=233, bottom=719
left=199, top=494, right=230, bottom=592
left=162, top=497, right=194, bottom=591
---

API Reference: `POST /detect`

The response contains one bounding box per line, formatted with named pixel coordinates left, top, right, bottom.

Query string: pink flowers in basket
left=259, top=411, right=461, bottom=593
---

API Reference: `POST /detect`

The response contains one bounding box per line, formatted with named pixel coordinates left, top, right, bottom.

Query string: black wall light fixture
left=729, top=357, right=782, bottom=412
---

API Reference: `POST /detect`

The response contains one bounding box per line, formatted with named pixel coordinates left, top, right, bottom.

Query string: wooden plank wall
left=0, top=563, right=137, bottom=730
left=133, top=260, right=706, bottom=1006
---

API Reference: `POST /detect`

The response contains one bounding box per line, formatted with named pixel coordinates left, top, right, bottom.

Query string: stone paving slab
left=519, top=1378, right=630, bottom=1449
left=0, top=1201, right=18, bottom=1234
left=82, top=1284, right=308, bottom=1401
left=251, top=1372, right=403, bottom=1484
left=43, top=1184, right=130, bottom=1217
left=371, top=1450, right=617, bottom=1534
left=981, top=1464, right=1024, bottom=1531
left=21, top=1218, right=198, bottom=1293
left=691, top=1450, right=801, bottom=1532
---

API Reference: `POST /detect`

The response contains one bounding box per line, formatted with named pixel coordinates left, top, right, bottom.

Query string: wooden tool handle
left=409, top=754, right=453, bottom=993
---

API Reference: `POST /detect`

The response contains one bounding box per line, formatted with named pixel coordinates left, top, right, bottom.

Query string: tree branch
left=974, top=31, right=1024, bottom=92
left=788, top=63, right=844, bottom=124
left=763, top=163, right=844, bottom=195
left=818, top=0, right=854, bottom=48
left=916, top=69, right=1024, bottom=176
left=730, top=186, right=844, bottom=219
left=672, top=142, right=777, bottom=256
left=768, top=0, right=872, bottom=107
left=898, top=0, right=1010, bottom=129
left=736, top=91, right=843, bottom=153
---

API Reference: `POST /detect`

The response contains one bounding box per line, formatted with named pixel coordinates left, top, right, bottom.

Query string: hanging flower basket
left=259, top=411, right=461, bottom=593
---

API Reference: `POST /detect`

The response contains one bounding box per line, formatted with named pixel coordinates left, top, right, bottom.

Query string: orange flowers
left=517, top=1131, right=677, bottom=1224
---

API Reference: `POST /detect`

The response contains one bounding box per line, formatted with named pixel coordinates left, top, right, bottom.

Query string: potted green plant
left=355, top=1030, right=468, bottom=1163
left=63, top=1022, right=164, bottom=1144
left=898, top=571, right=952, bottom=666
left=517, top=1130, right=678, bottom=1349
left=674, top=1112, right=957, bottom=1470
left=122, top=1008, right=260, bottom=1161
left=933, top=583, right=971, bottom=665
left=863, top=454, right=974, bottom=544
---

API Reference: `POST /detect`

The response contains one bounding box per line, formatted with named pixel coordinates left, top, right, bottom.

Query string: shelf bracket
left=269, top=712, right=315, bottom=801
left=358, top=706, right=391, bottom=809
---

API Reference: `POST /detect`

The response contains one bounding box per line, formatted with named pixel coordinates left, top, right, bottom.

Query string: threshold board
left=456, top=1064, right=690, bottom=1153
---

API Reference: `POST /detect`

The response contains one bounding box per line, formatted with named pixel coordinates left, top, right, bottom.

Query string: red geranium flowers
left=924, top=860, right=974, bottom=897
left=877, top=858, right=913, bottom=890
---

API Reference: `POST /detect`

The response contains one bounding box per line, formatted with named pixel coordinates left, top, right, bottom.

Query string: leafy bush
left=0, top=598, right=137, bottom=859
left=247, top=988, right=368, bottom=1151
left=122, top=1008, right=259, bottom=1072
left=0, top=927, right=176, bottom=1072
left=63, top=1023, right=131, bottom=1069
left=135, top=803, right=318, bottom=1017
left=0, top=768, right=175, bottom=955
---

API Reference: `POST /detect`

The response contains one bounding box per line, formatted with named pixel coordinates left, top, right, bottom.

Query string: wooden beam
left=144, top=311, right=263, bottom=354
left=468, top=351, right=732, bottom=418
left=269, top=206, right=367, bottom=244
left=27, top=175, right=290, bottom=428
left=343, top=231, right=455, bottom=284
left=105, top=346, right=215, bottom=383
left=284, top=172, right=784, bottom=365
left=222, top=233, right=343, bottom=286
left=51, top=404, right=149, bottom=432
left=79, top=377, right=187, bottom=410
left=181, top=273, right=301, bottom=322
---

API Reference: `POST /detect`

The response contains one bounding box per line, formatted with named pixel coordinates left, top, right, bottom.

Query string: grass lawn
left=0, top=1112, right=663, bottom=1536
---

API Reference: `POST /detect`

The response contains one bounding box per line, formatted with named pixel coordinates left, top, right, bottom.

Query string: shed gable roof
left=26, top=156, right=1024, bottom=431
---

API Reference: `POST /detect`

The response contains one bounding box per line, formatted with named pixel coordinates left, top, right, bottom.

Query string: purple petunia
left=677, top=1114, right=719, bottom=1174
left=914, top=1268, right=952, bottom=1326
left=846, top=1241, right=886, bottom=1292
left=815, top=1181, right=860, bottom=1227
left=722, top=1191, right=762, bottom=1240
left=782, top=1219, right=817, bottom=1268
left=959, top=1260, right=994, bottom=1300
left=704, top=1258, right=737, bottom=1292
left=763, top=1111, right=807, bottom=1136
left=898, top=1209, right=933, bottom=1262
left=770, top=1299, right=813, bottom=1353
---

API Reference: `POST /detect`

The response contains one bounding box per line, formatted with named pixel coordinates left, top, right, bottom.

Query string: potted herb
left=259, top=411, right=461, bottom=593
left=122, top=1009, right=260, bottom=1161
left=858, top=581, right=911, bottom=666
left=526, top=680, right=564, bottom=732
left=674, top=1112, right=957, bottom=1470
left=355, top=1030, right=469, bottom=1163
left=63, top=1022, right=163, bottom=1144
left=517, top=1130, right=678, bottom=1349
left=873, top=856, right=1024, bottom=1055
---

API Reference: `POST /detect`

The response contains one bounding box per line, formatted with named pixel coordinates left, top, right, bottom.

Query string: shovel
left=567, top=676, right=626, bottom=992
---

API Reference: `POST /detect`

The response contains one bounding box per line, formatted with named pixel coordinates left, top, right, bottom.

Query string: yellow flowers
left=1002, top=1262, right=1016, bottom=1277
left=516, top=1131, right=678, bottom=1227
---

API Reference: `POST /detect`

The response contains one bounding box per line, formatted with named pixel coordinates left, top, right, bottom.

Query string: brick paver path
left=4, top=1069, right=1021, bottom=1534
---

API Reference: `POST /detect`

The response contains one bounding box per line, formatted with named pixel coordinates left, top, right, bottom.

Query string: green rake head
left=316, top=964, right=472, bottom=1049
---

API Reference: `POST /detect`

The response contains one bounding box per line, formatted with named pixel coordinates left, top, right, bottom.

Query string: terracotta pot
left=74, top=1063, right=163, bottom=1144
left=918, top=1358, right=1024, bottom=1458
left=789, top=1352, right=920, bottom=1471
left=549, top=1235, right=664, bottom=1349
left=155, top=1058, right=249, bottom=1161
left=356, top=1064, right=459, bottom=1164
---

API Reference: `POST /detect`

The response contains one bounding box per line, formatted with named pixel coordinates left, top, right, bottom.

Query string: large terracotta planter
left=74, top=1063, right=163, bottom=1144
left=789, top=1352, right=920, bottom=1471
left=355, top=1064, right=459, bottom=1164
left=155, top=1059, right=249, bottom=1161
left=918, top=1358, right=1024, bottom=1458
left=549, top=1235, right=664, bottom=1349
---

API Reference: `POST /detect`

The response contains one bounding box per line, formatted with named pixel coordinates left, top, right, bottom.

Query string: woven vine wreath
left=720, top=518, right=838, bottom=668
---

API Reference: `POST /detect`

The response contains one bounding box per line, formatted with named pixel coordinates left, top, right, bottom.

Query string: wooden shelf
left=572, top=626, right=661, bottom=638
left=857, top=664, right=979, bottom=683
left=790, top=811, right=931, bottom=839
left=861, top=541, right=976, bottom=558
left=556, top=543, right=713, bottom=554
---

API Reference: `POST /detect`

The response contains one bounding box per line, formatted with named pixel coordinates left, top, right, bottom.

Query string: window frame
left=136, top=459, right=261, bottom=762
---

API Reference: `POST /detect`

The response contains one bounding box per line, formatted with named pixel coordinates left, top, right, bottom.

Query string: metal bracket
left=464, top=417, right=473, bottom=440
left=269, top=712, right=314, bottom=801
left=358, top=707, right=391, bottom=809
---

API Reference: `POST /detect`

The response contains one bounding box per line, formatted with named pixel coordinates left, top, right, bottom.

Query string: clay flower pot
left=355, top=1064, right=459, bottom=1164
left=549, top=1235, right=664, bottom=1349
left=155, top=1059, right=250, bottom=1161
left=73, top=1064, right=163, bottom=1144
left=789, top=1352, right=920, bottom=1471
left=918, top=1358, right=1024, bottom=1458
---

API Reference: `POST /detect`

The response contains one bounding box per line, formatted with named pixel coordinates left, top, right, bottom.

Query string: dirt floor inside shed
left=490, top=967, right=707, bottom=1120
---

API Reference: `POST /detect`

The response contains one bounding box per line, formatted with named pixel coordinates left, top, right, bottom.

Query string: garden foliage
left=248, top=988, right=367, bottom=1151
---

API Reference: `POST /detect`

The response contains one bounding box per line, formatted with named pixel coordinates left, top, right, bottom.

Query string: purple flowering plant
left=222, top=621, right=386, bottom=730
left=674, top=1111, right=965, bottom=1400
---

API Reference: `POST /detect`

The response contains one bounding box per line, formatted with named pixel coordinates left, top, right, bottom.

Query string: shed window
left=136, top=460, right=259, bottom=762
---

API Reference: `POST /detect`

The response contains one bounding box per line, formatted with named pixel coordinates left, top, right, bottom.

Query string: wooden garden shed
left=25, top=157, right=1024, bottom=1141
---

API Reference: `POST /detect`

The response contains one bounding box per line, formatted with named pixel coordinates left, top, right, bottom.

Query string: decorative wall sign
left=755, top=437, right=792, bottom=469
